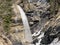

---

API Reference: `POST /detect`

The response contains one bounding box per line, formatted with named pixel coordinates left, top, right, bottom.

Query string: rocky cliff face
left=0, top=34, right=12, bottom=45
left=0, top=0, right=60, bottom=45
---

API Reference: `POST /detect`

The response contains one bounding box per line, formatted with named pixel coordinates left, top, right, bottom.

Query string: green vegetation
left=0, top=0, right=13, bottom=32
left=3, top=15, right=12, bottom=32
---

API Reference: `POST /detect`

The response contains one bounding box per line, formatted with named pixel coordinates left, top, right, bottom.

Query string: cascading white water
left=16, top=5, right=34, bottom=45
left=32, top=26, right=44, bottom=45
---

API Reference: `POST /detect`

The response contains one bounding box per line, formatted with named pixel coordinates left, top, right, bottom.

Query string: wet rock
left=41, top=35, right=57, bottom=44
left=32, top=38, right=38, bottom=44
left=40, top=22, right=60, bottom=45
left=56, top=26, right=60, bottom=32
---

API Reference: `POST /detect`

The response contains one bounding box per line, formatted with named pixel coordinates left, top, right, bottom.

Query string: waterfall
left=16, top=5, right=34, bottom=45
